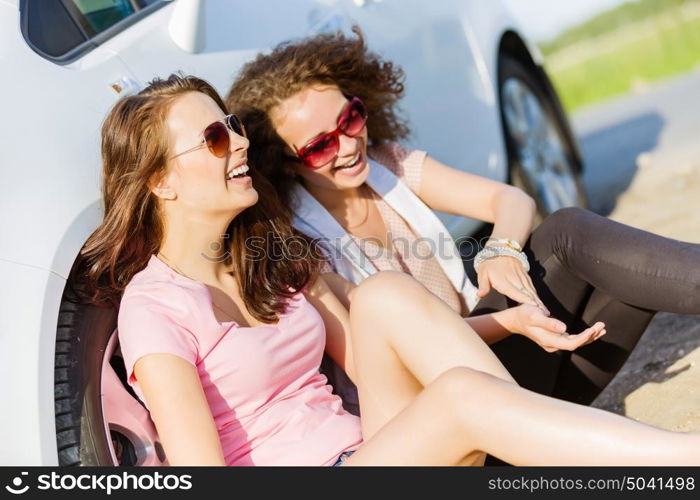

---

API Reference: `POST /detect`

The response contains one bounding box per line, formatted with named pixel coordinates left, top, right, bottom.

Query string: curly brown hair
left=80, top=74, right=320, bottom=322
left=225, top=27, right=409, bottom=209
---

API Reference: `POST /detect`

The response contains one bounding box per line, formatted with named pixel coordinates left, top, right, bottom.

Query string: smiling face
left=153, top=91, right=258, bottom=216
left=271, top=84, right=369, bottom=192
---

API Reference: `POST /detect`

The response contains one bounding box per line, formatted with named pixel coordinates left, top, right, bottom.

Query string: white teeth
left=226, top=164, right=250, bottom=180
left=338, top=152, right=361, bottom=169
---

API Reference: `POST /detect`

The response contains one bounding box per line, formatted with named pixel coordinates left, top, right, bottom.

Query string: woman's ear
left=149, top=171, right=177, bottom=201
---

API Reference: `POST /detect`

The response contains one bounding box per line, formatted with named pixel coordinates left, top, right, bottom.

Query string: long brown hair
left=81, top=74, right=320, bottom=322
left=225, top=27, right=409, bottom=210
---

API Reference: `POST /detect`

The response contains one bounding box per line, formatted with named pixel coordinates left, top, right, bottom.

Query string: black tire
left=54, top=264, right=118, bottom=466
left=498, top=54, right=588, bottom=222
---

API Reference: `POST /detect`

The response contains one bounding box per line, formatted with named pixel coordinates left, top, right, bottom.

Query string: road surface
left=571, top=69, right=700, bottom=431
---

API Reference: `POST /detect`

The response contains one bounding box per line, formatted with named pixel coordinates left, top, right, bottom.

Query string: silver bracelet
left=474, top=245, right=530, bottom=273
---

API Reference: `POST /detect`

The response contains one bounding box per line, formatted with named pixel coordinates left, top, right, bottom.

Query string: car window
left=20, top=0, right=167, bottom=64
left=70, top=0, right=157, bottom=34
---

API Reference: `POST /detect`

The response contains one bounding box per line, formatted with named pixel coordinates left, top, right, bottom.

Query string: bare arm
left=303, top=274, right=357, bottom=384
left=134, top=354, right=226, bottom=466
left=418, top=154, right=536, bottom=243
left=463, top=310, right=516, bottom=345
left=418, top=154, right=546, bottom=308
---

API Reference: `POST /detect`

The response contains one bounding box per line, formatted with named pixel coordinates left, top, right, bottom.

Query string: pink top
left=321, top=142, right=466, bottom=315
left=117, top=255, right=363, bottom=466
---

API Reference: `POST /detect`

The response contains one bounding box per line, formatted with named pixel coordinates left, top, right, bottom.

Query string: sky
left=503, top=0, right=631, bottom=41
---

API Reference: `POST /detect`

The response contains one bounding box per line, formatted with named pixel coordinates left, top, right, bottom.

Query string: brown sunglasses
left=170, top=114, right=246, bottom=160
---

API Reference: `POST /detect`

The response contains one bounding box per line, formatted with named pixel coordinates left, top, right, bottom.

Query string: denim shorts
left=331, top=450, right=355, bottom=467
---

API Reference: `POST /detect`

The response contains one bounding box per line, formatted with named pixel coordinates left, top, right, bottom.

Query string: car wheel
left=55, top=276, right=118, bottom=466
left=498, top=55, right=588, bottom=222
left=55, top=267, right=165, bottom=466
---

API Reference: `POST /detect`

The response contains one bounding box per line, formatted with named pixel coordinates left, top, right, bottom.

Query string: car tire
left=55, top=270, right=117, bottom=466
left=498, top=55, right=588, bottom=222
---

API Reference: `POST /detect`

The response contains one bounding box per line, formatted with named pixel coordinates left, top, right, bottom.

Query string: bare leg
left=345, top=366, right=700, bottom=466
left=344, top=272, right=700, bottom=466
left=348, top=272, right=515, bottom=441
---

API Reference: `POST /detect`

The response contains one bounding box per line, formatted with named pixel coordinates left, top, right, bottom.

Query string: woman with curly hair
left=226, top=29, right=700, bottom=415
left=82, top=73, right=700, bottom=466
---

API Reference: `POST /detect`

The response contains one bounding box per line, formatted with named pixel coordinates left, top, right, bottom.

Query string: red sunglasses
left=294, top=97, right=368, bottom=169
left=171, top=114, right=246, bottom=160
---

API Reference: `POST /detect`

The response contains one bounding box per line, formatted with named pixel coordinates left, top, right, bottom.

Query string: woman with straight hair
left=226, top=29, right=700, bottom=414
left=79, top=73, right=700, bottom=466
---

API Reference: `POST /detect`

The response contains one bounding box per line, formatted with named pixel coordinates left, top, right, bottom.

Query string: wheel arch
left=497, top=30, right=584, bottom=171
left=52, top=204, right=163, bottom=467
left=48, top=201, right=117, bottom=465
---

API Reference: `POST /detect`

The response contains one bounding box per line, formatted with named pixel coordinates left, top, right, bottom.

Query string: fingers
left=516, top=272, right=548, bottom=315
left=584, top=323, right=607, bottom=345
left=477, top=259, right=548, bottom=314
left=477, top=260, right=534, bottom=305
left=532, top=312, right=566, bottom=334
left=572, top=321, right=606, bottom=344
left=494, top=276, right=540, bottom=306
left=476, top=274, right=491, bottom=298
left=536, top=322, right=607, bottom=352
left=478, top=265, right=532, bottom=304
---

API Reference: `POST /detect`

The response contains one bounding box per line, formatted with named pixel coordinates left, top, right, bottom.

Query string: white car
left=0, top=0, right=586, bottom=466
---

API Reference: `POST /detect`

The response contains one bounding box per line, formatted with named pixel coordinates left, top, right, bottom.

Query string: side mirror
left=168, top=0, right=206, bottom=53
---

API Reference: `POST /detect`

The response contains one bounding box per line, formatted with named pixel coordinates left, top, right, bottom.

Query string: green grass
left=540, top=0, right=692, bottom=55
left=545, top=13, right=700, bottom=111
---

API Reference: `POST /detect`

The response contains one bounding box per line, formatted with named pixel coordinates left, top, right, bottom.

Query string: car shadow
left=592, top=312, right=700, bottom=418
left=577, top=112, right=665, bottom=216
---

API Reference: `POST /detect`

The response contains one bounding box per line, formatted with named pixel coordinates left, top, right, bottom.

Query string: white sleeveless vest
left=292, top=159, right=480, bottom=312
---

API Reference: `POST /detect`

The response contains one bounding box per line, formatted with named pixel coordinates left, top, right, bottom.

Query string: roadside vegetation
left=540, top=0, right=700, bottom=111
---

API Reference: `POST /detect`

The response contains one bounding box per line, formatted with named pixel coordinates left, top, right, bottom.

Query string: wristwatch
left=485, top=237, right=523, bottom=253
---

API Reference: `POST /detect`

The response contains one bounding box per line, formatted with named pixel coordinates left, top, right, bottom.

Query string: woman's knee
left=428, top=367, right=490, bottom=410
left=426, top=368, right=511, bottom=441
left=530, top=206, right=591, bottom=256
left=435, top=367, right=515, bottom=412
left=541, top=206, right=589, bottom=232
left=351, top=271, right=428, bottom=317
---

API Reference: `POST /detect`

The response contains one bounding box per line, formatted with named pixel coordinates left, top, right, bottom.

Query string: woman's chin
left=243, top=189, right=260, bottom=207
left=230, top=188, right=259, bottom=212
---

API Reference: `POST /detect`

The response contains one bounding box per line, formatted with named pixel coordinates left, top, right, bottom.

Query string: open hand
left=505, top=303, right=607, bottom=353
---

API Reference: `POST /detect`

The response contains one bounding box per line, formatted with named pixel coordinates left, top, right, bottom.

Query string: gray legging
left=321, top=206, right=700, bottom=415
left=471, top=206, right=700, bottom=405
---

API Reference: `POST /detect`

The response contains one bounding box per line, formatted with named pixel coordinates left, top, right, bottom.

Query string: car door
left=112, top=0, right=326, bottom=96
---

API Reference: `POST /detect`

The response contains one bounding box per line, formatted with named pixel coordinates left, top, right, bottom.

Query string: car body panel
left=0, top=260, right=62, bottom=465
